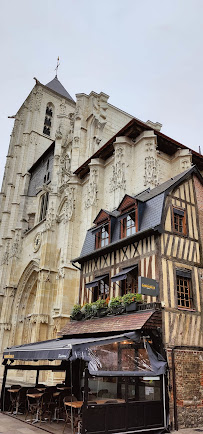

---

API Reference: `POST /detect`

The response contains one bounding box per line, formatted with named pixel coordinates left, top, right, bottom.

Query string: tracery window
left=39, top=192, right=49, bottom=222
left=43, top=104, right=53, bottom=136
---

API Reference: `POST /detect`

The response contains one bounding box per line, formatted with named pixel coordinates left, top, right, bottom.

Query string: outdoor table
left=57, top=386, right=71, bottom=390
left=8, top=388, right=21, bottom=393
left=26, top=392, right=43, bottom=423
left=65, top=398, right=125, bottom=407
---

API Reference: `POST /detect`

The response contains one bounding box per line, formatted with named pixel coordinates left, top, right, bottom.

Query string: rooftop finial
left=55, top=56, right=60, bottom=78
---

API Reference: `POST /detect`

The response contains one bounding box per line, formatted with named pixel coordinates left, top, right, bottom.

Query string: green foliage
left=94, top=299, right=108, bottom=310
left=83, top=303, right=93, bottom=313
left=135, top=293, right=143, bottom=303
left=122, top=292, right=143, bottom=305
left=81, top=302, right=95, bottom=318
left=122, top=293, right=137, bottom=306
left=109, top=296, right=123, bottom=308
left=71, top=304, right=81, bottom=317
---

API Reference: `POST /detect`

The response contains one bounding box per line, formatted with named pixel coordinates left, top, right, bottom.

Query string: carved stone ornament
left=55, top=125, right=63, bottom=140
left=10, top=230, right=21, bottom=259
left=33, top=232, right=42, bottom=252
left=1, top=239, right=11, bottom=265
left=58, top=154, right=71, bottom=188
left=144, top=156, right=159, bottom=187
left=92, top=95, right=108, bottom=121
left=30, top=314, right=49, bottom=324
left=92, top=118, right=106, bottom=147
left=110, top=147, right=126, bottom=192
left=57, top=188, right=75, bottom=223
left=6, top=286, right=16, bottom=298
left=181, top=159, right=191, bottom=170
left=35, top=88, right=43, bottom=111
left=85, top=169, right=98, bottom=208
left=56, top=266, right=65, bottom=280
left=145, top=142, right=155, bottom=152
left=60, top=100, right=66, bottom=115
left=45, top=202, right=55, bottom=231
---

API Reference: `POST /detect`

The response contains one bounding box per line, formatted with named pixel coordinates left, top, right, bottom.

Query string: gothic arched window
left=39, top=192, right=49, bottom=222
left=43, top=103, right=54, bottom=136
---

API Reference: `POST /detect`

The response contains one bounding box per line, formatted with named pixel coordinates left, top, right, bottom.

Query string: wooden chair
left=9, top=385, right=21, bottom=414
left=16, top=387, right=27, bottom=414
left=25, top=388, right=41, bottom=421
left=39, top=392, right=53, bottom=424
left=63, top=395, right=78, bottom=433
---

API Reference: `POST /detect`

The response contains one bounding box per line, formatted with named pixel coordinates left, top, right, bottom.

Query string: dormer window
left=121, top=209, right=136, bottom=238
left=96, top=223, right=110, bottom=248
left=43, top=104, right=54, bottom=137
left=118, top=195, right=138, bottom=239
left=93, top=210, right=111, bottom=249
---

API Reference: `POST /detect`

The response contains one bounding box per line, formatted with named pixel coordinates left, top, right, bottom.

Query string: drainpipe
left=171, top=348, right=178, bottom=431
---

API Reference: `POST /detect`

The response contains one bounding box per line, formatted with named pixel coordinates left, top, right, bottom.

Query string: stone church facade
left=0, top=75, right=202, bottom=385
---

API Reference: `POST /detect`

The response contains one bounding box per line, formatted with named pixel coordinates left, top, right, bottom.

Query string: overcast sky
left=1, top=0, right=203, bottom=187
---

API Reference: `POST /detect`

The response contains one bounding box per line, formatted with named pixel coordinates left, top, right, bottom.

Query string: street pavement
left=0, top=413, right=202, bottom=434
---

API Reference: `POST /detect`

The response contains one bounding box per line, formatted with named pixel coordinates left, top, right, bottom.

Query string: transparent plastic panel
left=88, top=341, right=152, bottom=373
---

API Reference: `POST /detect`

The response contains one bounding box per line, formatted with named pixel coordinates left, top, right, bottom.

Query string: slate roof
left=135, top=166, right=197, bottom=202
left=45, top=77, right=75, bottom=102
left=60, top=310, right=162, bottom=337
left=75, top=166, right=202, bottom=263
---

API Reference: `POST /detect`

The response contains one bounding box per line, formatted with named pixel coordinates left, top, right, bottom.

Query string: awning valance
left=111, top=265, right=137, bottom=282
left=3, top=332, right=137, bottom=362
left=85, top=274, right=108, bottom=288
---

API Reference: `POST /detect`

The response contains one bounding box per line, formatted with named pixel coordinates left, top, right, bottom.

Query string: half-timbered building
left=60, top=165, right=203, bottom=430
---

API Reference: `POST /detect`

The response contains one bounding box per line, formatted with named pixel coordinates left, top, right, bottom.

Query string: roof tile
left=60, top=310, right=161, bottom=336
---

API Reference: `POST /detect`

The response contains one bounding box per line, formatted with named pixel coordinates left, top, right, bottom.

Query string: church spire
left=55, top=56, right=60, bottom=78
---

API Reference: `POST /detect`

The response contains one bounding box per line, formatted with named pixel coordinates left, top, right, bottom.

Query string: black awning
left=111, top=265, right=137, bottom=283
left=3, top=333, right=135, bottom=362
left=3, top=338, right=72, bottom=362
left=85, top=274, right=108, bottom=288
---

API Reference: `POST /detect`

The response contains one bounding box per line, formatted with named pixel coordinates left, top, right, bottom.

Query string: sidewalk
left=0, top=413, right=46, bottom=433
left=0, top=413, right=202, bottom=434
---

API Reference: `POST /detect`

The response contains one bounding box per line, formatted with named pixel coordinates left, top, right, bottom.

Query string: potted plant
left=70, top=304, right=83, bottom=321
left=122, top=293, right=137, bottom=312
left=81, top=303, right=94, bottom=319
left=94, top=299, right=108, bottom=317
left=135, top=293, right=143, bottom=304
left=109, top=296, right=124, bottom=315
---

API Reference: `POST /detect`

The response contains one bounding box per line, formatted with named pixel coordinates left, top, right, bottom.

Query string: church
left=0, top=73, right=202, bottom=429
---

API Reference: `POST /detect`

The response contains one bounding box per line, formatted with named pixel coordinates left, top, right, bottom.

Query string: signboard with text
left=138, top=276, right=159, bottom=297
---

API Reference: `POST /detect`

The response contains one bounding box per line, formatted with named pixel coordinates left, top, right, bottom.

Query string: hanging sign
left=138, top=276, right=159, bottom=297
